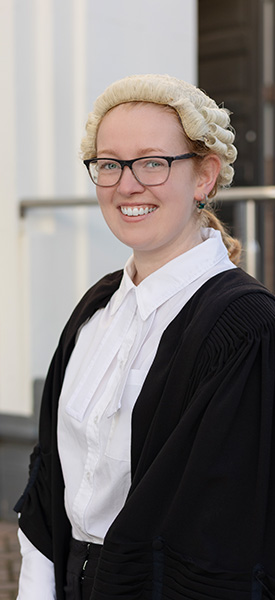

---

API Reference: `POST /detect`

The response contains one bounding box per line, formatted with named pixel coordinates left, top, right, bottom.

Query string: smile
left=120, top=206, right=157, bottom=216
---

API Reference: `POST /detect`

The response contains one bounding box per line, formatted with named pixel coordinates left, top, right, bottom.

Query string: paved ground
left=0, top=521, right=20, bottom=600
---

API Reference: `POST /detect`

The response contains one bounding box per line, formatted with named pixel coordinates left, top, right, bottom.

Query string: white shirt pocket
left=104, top=369, right=147, bottom=461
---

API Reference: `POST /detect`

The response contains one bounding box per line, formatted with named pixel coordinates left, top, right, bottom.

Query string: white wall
left=0, top=0, right=197, bottom=415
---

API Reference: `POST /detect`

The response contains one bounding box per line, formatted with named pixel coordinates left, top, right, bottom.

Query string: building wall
left=0, top=0, right=198, bottom=417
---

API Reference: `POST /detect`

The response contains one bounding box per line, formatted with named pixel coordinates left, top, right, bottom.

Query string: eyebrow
left=96, top=147, right=168, bottom=157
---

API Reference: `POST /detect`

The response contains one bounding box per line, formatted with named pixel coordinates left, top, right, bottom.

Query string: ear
left=193, top=154, right=221, bottom=200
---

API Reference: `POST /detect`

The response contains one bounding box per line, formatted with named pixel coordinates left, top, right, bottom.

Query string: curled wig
left=81, top=74, right=237, bottom=191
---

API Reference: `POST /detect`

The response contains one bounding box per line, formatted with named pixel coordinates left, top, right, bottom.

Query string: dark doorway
left=199, top=0, right=275, bottom=290
left=199, top=0, right=263, bottom=186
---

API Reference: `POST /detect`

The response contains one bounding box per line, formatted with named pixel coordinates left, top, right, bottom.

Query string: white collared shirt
left=17, top=228, right=235, bottom=599
left=57, top=228, right=235, bottom=544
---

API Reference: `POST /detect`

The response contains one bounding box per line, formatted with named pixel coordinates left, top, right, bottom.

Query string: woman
left=16, top=74, right=275, bottom=600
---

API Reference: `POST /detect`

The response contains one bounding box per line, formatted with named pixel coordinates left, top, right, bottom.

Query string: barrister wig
left=81, top=73, right=237, bottom=193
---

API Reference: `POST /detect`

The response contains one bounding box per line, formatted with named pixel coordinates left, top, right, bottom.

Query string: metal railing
left=215, top=186, right=275, bottom=202
left=19, top=186, right=275, bottom=215
left=19, top=196, right=98, bottom=218
left=216, top=187, right=275, bottom=289
left=19, top=186, right=275, bottom=290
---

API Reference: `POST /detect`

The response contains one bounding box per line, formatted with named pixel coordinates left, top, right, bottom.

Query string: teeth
left=120, top=206, right=156, bottom=216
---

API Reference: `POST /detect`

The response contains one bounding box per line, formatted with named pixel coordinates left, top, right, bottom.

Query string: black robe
left=15, top=268, right=275, bottom=600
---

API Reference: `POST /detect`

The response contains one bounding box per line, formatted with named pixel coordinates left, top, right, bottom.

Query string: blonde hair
left=81, top=74, right=241, bottom=264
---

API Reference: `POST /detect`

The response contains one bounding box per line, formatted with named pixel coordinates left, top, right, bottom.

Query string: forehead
left=96, top=102, right=185, bottom=153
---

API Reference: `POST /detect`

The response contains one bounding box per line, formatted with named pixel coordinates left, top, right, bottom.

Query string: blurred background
left=0, top=0, right=275, bottom=522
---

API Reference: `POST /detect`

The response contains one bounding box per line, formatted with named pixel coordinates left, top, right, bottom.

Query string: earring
left=196, top=194, right=208, bottom=210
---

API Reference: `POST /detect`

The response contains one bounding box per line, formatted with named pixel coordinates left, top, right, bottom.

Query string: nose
left=116, top=165, right=144, bottom=195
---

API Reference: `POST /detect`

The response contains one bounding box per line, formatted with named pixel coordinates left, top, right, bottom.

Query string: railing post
left=245, top=199, right=258, bottom=278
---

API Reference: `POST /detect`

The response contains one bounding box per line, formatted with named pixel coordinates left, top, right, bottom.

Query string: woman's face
left=96, top=103, right=213, bottom=264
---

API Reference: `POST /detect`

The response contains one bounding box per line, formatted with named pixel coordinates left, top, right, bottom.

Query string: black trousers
left=64, top=538, right=102, bottom=600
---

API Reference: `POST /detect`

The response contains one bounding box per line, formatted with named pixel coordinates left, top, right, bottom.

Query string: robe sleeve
left=162, top=291, right=275, bottom=597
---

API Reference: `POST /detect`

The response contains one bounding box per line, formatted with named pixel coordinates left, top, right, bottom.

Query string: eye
left=136, top=157, right=167, bottom=172
left=145, top=159, right=164, bottom=168
left=98, top=160, right=120, bottom=171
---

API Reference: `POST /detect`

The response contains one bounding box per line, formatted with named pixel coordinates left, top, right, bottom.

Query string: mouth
left=120, top=205, right=157, bottom=217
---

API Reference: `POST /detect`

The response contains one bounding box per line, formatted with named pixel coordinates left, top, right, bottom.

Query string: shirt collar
left=110, top=228, right=231, bottom=320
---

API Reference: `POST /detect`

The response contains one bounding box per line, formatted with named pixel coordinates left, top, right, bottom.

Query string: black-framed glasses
left=83, top=153, right=198, bottom=187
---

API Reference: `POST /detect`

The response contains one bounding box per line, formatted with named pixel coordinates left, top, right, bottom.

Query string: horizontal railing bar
left=215, top=186, right=275, bottom=201
left=19, top=186, right=275, bottom=217
left=19, top=197, right=98, bottom=217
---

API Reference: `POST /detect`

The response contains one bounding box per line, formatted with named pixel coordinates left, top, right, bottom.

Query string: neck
left=132, top=231, right=204, bottom=286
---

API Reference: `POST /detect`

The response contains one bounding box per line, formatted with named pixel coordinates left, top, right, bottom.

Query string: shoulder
left=42, top=269, right=123, bottom=388
left=61, top=269, right=123, bottom=343
left=199, top=270, right=275, bottom=367
left=206, top=268, right=275, bottom=330
left=37, top=269, right=124, bottom=443
left=74, top=269, right=124, bottom=315
left=190, top=267, right=275, bottom=326
left=181, top=271, right=275, bottom=400
left=202, top=267, right=273, bottom=301
left=172, top=268, right=275, bottom=370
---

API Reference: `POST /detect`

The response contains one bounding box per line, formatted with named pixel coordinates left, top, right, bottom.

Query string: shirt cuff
left=16, top=529, right=56, bottom=600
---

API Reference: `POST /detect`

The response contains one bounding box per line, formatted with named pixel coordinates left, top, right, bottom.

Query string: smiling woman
left=15, top=74, right=275, bottom=600
left=91, top=101, right=223, bottom=283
